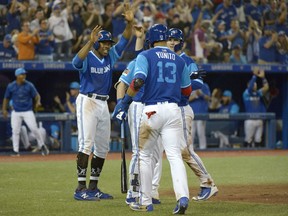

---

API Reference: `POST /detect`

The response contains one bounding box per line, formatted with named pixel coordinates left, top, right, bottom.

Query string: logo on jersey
left=91, top=65, right=111, bottom=74
left=122, top=69, right=130, bottom=76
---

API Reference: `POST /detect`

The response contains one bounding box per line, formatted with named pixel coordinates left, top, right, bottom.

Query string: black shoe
left=10, top=151, right=20, bottom=157
left=41, top=145, right=49, bottom=156
left=243, top=142, right=252, bottom=148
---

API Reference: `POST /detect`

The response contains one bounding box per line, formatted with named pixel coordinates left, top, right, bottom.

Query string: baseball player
left=243, top=68, right=269, bottom=147
left=71, top=4, right=134, bottom=201
left=2, top=68, right=49, bottom=156
left=113, top=24, right=191, bottom=214
left=114, top=27, right=163, bottom=205
left=166, top=28, right=218, bottom=201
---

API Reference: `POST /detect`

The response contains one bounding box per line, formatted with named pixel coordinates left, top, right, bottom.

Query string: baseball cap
left=15, top=68, right=27, bottom=76
left=278, top=31, right=286, bottom=36
left=4, top=34, right=12, bottom=42
left=223, top=90, right=232, bottom=97
left=70, top=81, right=80, bottom=89
left=232, top=44, right=241, bottom=50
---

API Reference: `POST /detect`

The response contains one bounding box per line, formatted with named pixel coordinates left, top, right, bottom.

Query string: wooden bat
left=120, top=120, right=128, bottom=193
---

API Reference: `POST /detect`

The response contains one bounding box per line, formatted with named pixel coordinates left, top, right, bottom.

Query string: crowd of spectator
left=0, top=0, right=287, bottom=64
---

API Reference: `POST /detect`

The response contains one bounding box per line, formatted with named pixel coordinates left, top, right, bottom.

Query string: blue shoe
left=173, top=197, right=189, bottom=214
left=192, top=185, right=218, bottom=201
left=87, top=188, right=113, bottom=199
left=74, top=189, right=100, bottom=201
left=126, top=197, right=136, bottom=205
left=130, top=202, right=153, bottom=212
left=152, top=198, right=161, bottom=204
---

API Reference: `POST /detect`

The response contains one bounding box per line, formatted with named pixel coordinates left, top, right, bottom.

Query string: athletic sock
left=76, top=152, right=89, bottom=191
left=88, top=155, right=105, bottom=190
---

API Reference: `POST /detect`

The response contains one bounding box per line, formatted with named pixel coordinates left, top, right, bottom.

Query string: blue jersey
left=242, top=77, right=267, bottom=113
left=4, top=80, right=38, bottom=112
left=134, top=46, right=191, bottom=104
left=215, top=3, right=237, bottom=27
left=72, top=36, right=128, bottom=95
left=119, top=59, right=144, bottom=102
left=189, top=83, right=210, bottom=114
left=258, top=36, right=277, bottom=62
left=219, top=101, right=240, bottom=114
left=178, top=52, right=203, bottom=106
left=0, top=42, right=17, bottom=59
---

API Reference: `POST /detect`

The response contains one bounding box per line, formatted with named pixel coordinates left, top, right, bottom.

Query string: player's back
left=137, top=46, right=187, bottom=104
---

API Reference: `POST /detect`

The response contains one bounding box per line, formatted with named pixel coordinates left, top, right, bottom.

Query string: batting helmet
left=148, top=24, right=168, bottom=47
left=93, top=30, right=115, bottom=50
left=167, top=28, right=184, bottom=52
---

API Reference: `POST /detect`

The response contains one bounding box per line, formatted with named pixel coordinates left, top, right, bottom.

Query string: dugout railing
left=0, top=112, right=276, bottom=152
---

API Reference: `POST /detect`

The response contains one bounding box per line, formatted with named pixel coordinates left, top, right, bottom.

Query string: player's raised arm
left=121, top=3, right=135, bottom=40
left=76, top=25, right=102, bottom=60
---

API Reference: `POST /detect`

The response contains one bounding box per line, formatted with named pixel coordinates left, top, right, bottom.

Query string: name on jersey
left=155, top=52, right=175, bottom=60
left=91, top=65, right=110, bottom=74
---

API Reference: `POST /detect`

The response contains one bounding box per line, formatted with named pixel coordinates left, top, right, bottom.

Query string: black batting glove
left=190, top=69, right=207, bottom=80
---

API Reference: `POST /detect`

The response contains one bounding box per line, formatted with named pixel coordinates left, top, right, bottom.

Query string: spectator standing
left=215, top=0, right=237, bottom=28
left=226, top=19, right=245, bottom=49
left=276, top=31, right=288, bottom=64
left=30, top=7, right=44, bottom=32
left=48, top=4, right=73, bottom=61
left=17, top=20, right=40, bottom=60
left=36, top=18, right=55, bottom=61
left=0, top=34, right=17, bottom=60
left=71, top=3, right=134, bottom=201
left=244, top=0, right=262, bottom=27
left=6, top=0, right=22, bottom=34
left=189, top=83, right=211, bottom=150
left=243, top=68, right=270, bottom=147
left=229, top=44, right=247, bottom=64
left=246, top=20, right=262, bottom=63
left=68, top=2, right=84, bottom=44
left=1, top=68, right=49, bottom=156
left=81, top=0, right=103, bottom=31
left=258, top=25, right=278, bottom=64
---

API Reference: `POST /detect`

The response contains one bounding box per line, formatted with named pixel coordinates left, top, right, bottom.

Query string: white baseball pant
left=191, top=120, right=207, bottom=149
left=244, top=119, right=263, bottom=144
left=11, top=110, right=45, bottom=152
left=76, top=94, right=110, bottom=158
left=138, top=102, right=189, bottom=206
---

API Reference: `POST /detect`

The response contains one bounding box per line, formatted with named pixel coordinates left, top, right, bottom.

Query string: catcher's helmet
left=93, top=30, right=115, bottom=50
left=148, top=24, right=168, bottom=47
left=168, top=28, right=184, bottom=52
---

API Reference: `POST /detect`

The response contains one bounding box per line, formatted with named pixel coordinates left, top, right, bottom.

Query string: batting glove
left=190, top=69, right=207, bottom=80
left=112, top=94, right=132, bottom=121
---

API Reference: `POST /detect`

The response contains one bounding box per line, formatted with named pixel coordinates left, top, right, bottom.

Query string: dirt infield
left=1, top=149, right=287, bottom=162
left=1, top=149, right=288, bottom=204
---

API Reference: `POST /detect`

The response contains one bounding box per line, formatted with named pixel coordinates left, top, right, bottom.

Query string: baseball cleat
left=41, top=145, right=49, bottom=156
left=10, top=151, right=20, bottom=157
left=173, top=197, right=189, bottom=214
left=152, top=198, right=161, bottom=204
left=87, top=188, right=113, bottom=199
left=74, top=190, right=100, bottom=201
left=126, top=197, right=136, bottom=204
left=129, top=202, right=153, bottom=212
left=192, top=185, right=218, bottom=201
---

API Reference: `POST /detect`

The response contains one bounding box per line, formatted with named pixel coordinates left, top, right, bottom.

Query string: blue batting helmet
left=168, top=28, right=184, bottom=52
left=148, top=24, right=168, bottom=47
left=93, top=30, right=115, bottom=50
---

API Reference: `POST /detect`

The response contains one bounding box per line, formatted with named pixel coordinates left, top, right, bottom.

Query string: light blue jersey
left=72, top=36, right=128, bottom=95
left=134, top=46, right=191, bottom=104
left=4, top=80, right=38, bottom=112
left=243, top=76, right=267, bottom=113
left=119, top=59, right=143, bottom=102
left=179, top=52, right=203, bottom=106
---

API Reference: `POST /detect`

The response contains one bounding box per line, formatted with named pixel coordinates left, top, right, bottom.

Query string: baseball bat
left=120, top=120, right=128, bottom=193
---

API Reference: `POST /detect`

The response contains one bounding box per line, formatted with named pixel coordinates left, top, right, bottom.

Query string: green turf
left=0, top=155, right=287, bottom=216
